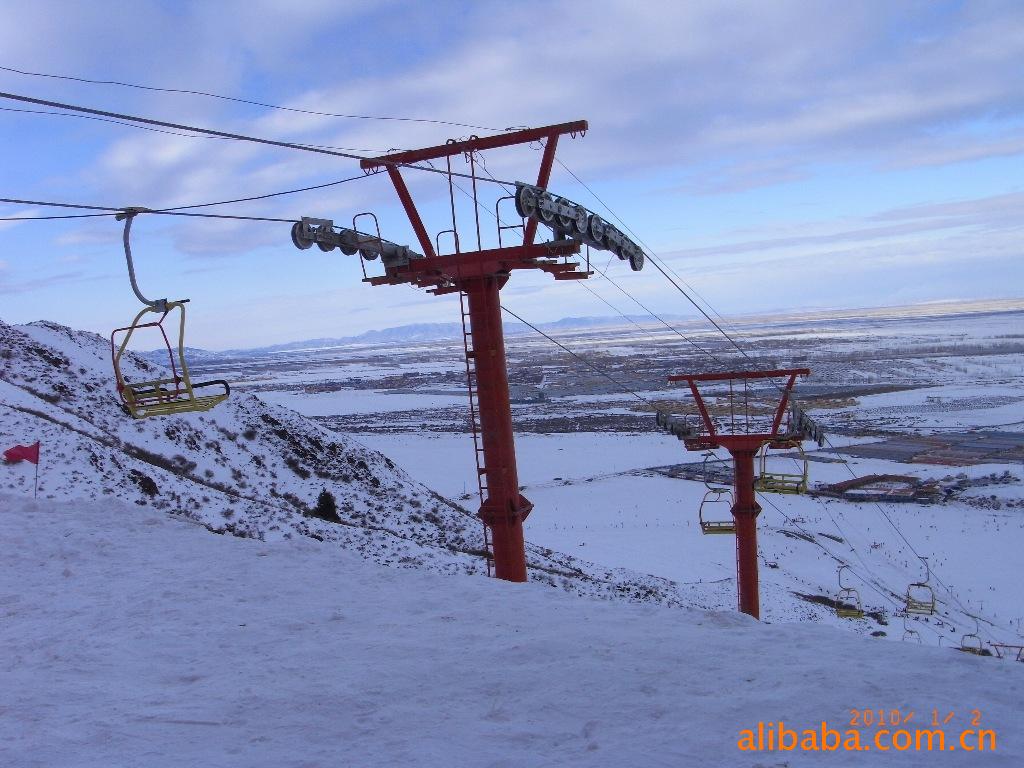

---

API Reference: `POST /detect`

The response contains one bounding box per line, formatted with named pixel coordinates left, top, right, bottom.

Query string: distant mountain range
left=142, top=297, right=1024, bottom=361
left=146, top=314, right=688, bottom=360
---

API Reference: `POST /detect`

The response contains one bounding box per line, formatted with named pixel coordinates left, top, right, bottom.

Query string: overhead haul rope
left=0, top=168, right=374, bottom=220
left=428, top=159, right=723, bottom=419
left=500, top=305, right=656, bottom=406
left=0, top=201, right=295, bottom=224
left=0, top=63, right=505, bottom=132
left=0, top=90, right=518, bottom=187
left=758, top=491, right=956, bottom=645
left=0, top=105, right=393, bottom=152
left=757, top=490, right=963, bottom=646
left=463, top=158, right=725, bottom=363
left=822, top=431, right=1010, bottom=642
left=554, top=158, right=753, bottom=361
left=575, top=277, right=724, bottom=363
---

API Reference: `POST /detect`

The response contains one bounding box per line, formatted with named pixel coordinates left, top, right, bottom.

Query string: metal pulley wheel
left=515, top=184, right=539, bottom=218
left=587, top=214, right=606, bottom=245
left=537, top=192, right=556, bottom=223
left=337, top=231, right=360, bottom=256
left=291, top=222, right=313, bottom=250
left=571, top=205, right=588, bottom=236
left=629, top=249, right=644, bottom=271
left=556, top=198, right=575, bottom=230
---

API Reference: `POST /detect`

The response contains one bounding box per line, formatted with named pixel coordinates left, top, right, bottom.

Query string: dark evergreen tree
left=311, top=488, right=339, bottom=522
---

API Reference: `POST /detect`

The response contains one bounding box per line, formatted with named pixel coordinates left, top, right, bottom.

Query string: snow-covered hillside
left=2, top=492, right=1020, bottom=767
left=0, top=318, right=683, bottom=604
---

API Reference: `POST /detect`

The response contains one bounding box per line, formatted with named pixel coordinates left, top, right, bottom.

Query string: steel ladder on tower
left=459, top=288, right=495, bottom=576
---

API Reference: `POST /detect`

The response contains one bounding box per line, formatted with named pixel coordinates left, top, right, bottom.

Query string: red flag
left=3, top=442, right=40, bottom=464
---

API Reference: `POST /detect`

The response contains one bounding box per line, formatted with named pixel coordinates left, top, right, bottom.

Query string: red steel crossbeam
left=384, top=166, right=436, bottom=259
left=363, top=121, right=590, bottom=584
left=667, top=368, right=810, bottom=619
left=364, top=241, right=580, bottom=285
left=360, top=121, right=587, bottom=259
left=522, top=132, right=559, bottom=247
left=669, top=369, right=809, bottom=444
left=359, top=121, right=587, bottom=168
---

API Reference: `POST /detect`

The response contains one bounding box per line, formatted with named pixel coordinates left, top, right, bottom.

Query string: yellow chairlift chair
left=905, top=557, right=937, bottom=616
left=960, top=616, right=986, bottom=655
left=698, top=488, right=736, bottom=535
left=754, top=438, right=809, bottom=495
left=835, top=565, right=865, bottom=619
left=110, top=209, right=229, bottom=419
left=900, top=612, right=923, bottom=643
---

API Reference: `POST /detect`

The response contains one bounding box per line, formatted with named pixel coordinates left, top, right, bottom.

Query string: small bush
left=309, top=488, right=340, bottom=523
left=128, top=469, right=159, bottom=497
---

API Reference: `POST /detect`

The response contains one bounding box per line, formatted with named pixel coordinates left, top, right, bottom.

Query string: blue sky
left=1, top=0, right=1022, bottom=349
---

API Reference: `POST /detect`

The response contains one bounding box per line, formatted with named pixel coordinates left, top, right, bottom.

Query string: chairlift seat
left=112, top=301, right=229, bottom=419
left=701, top=520, right=736, bottom=535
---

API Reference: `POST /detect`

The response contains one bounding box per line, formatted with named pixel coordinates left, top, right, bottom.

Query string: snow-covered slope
left=1, top=492, right=1020, bottom=767
left=0, top=318, right=687, bottom=603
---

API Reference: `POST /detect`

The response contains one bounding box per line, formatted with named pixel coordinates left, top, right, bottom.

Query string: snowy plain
left=240, top=303, right=1024, bottom=645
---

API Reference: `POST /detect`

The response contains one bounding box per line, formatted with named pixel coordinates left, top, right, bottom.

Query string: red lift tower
left=658, top=369, right=812, bottom=619
left=288, top=121, right=645, bottom=583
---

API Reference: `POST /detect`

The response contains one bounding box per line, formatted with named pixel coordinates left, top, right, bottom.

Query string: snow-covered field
left=243, top=302, right=1024, bottom=646
left=2, top=492, right=1021, bottom=768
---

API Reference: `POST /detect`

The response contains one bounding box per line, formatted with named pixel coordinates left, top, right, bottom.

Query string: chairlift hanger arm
left=115, top=207, right=172, bottom=311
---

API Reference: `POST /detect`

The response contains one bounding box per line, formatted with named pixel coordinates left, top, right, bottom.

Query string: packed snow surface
left=1, top=493, right=1021, bottom=767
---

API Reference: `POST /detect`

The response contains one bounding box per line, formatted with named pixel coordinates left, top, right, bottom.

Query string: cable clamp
left=115, top=206, right=152, bottom=221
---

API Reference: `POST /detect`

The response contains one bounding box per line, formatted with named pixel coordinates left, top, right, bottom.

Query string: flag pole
left=34, top=458, right=38, bottom=499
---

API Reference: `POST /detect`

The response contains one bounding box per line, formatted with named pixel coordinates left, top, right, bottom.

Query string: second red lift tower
left=658, top=369, right=815, bottom=619
left=312, top=120, right=645, bottom=583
